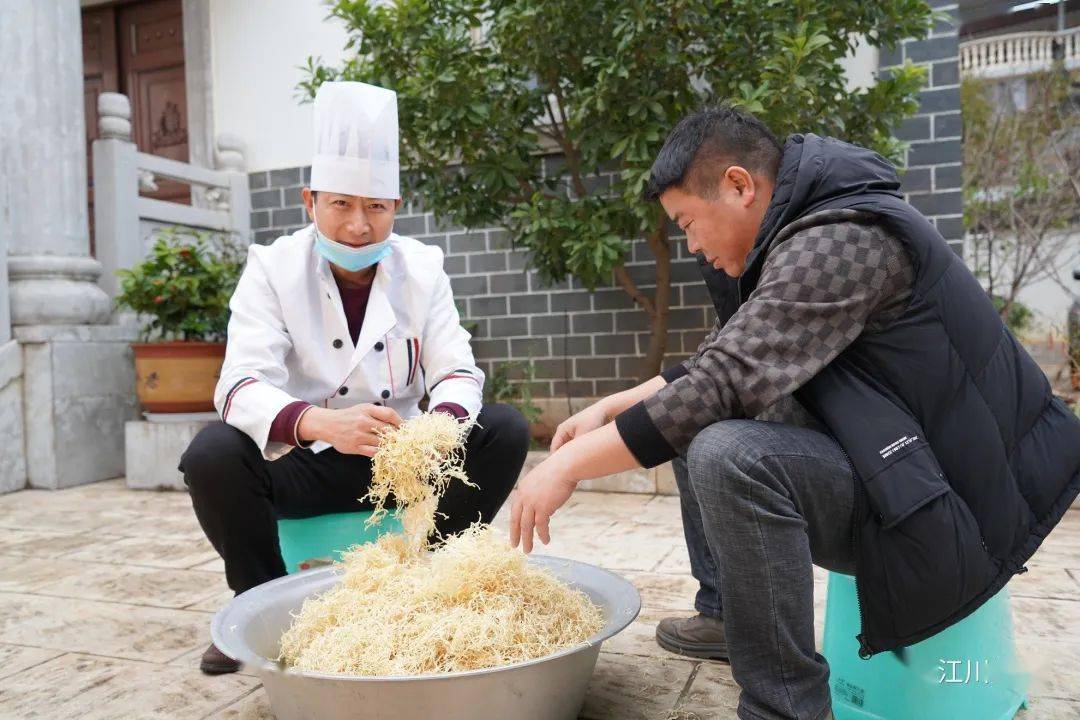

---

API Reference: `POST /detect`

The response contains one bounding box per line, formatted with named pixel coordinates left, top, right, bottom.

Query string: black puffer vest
left=705, top=134, right=1080, bottom=658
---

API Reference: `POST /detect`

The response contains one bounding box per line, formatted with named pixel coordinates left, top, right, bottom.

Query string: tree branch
left=543, top=85, right=589, bottom=198
left=645, top=220, right=672, bottom=316
left=613, top=264, right=657, bottom=318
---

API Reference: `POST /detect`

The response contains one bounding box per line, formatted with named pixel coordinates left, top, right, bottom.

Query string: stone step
left=520, top=450, right=676, bottom=496
left=124, top=420, right=678, bottom=495
left=125, top=419, right=212, bottom=491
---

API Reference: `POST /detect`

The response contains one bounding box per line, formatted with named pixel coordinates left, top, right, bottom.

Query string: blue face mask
left=311, top=203, right=392, bottom=271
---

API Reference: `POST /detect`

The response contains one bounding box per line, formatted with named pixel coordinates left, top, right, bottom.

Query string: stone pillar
left=0, top=0, right=111, bottom=325
left=0, top=0, right=137, bottom=490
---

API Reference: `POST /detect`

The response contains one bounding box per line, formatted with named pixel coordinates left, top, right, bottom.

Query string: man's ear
left=393, top=198, right=403, bottom=211
left=301, top=187, right=315, bottom=219
left=725, top=166, right=756, bottom=207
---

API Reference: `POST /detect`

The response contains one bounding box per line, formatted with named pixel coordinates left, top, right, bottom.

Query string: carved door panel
left=117, top=0, right=190, bottom=205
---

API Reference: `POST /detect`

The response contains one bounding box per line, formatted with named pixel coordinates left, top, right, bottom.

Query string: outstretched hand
left=508, top=456, right=577, bottom=554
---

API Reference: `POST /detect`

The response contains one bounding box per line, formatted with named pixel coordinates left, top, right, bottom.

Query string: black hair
left=643, top=104, right=782, bottom=201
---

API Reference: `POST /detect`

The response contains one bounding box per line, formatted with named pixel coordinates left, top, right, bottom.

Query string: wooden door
left=117, top=0, right=190, bottom=205
left=82, top=5, right=120, bottom=257
left=82, top=0, right=190, bottom=257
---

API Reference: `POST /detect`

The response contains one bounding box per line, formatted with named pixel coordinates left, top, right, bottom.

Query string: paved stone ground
left=0, top=480, right=1077, bottom=719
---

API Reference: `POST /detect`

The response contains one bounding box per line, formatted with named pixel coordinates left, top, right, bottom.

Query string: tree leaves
left=301, top=0, right=933, bottom=370
left=307, top=0, right=930, bottom=238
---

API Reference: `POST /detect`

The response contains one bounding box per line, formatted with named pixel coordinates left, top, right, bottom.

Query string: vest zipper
left=838, top=444, right=875, bottom=660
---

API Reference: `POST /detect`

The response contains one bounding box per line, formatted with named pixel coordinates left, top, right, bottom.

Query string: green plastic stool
left=277, top=510, right=403, bottom=573
left=823, top=572, right=1029, bottom=720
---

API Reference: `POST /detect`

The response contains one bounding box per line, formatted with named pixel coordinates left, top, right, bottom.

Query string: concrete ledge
left=13, top=322, right=138, bottom=344
left=121, top=428, right=679, bottom=496
left=521, top=450, right=677, bottom=496
left=125, top=419, right=212, bottom=490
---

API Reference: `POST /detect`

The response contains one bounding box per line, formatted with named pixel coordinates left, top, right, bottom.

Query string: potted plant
left=116, top=228, right=244, bottom=413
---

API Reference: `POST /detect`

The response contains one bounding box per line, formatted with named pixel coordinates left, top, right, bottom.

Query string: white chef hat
left=310, top=81, right=400, bottom=199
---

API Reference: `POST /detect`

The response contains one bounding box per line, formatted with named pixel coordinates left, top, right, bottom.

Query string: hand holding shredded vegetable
left=363, top=410, right=473, bottom=547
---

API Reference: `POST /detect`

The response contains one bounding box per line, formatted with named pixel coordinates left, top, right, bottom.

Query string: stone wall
left=882, top=0, right=965, bottom=254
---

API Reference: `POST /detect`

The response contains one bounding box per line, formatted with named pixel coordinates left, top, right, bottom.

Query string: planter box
left=132, top=341, right=225, bottom=413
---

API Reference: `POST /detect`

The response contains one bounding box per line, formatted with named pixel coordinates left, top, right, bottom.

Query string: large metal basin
left=211, top=555, right=641, bottom=720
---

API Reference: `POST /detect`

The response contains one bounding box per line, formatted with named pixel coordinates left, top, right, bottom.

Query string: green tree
left=302, top=0, right=931, bottom=379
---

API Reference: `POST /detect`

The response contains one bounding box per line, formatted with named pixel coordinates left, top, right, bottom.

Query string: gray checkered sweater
left=615, top=209, right=915, bottom=465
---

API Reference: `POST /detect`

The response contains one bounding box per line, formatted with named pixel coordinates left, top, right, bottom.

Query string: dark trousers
left=674, top=420, right=857, bottom=720
left=179, top=403, right=530, bottom=595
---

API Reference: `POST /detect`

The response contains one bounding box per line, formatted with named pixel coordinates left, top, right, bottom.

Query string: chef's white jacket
left=214, top=225, right=484, bottom=460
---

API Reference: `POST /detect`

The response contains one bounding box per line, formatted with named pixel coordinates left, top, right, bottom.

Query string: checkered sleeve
left=614, top=219, right=913, bottom=467
left=660, top=319, right=723, bottom=384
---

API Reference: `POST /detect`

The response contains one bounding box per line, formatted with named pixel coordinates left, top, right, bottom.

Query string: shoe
left=200, top=642, right=240, bottom=675
left=655, top=613, right=729, bottom=661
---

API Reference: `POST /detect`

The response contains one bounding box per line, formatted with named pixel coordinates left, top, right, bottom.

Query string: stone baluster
left=93, top=92, right=142, bottom=300
left=215, top=133, right=246, bottom=172
left=216, top=133, right=252, bottom=245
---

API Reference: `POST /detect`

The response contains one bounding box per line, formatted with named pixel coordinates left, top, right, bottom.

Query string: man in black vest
left=509, top=105, right=1080, bottom=720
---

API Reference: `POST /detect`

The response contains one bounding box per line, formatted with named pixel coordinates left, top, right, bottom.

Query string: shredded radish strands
left=277, top=412, right=603, bottom=676
left=278, top=525, right=603, bottom=675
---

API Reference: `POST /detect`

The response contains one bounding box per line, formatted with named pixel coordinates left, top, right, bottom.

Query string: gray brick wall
left=247, top=15, right=966, bottom=398
left=247, top=157, right=711, bottom=398
left=881, top=0, right=965, bottom=253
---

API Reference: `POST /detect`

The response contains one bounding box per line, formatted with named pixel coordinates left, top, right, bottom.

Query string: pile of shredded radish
left=277, top=412, right=603, bottom=676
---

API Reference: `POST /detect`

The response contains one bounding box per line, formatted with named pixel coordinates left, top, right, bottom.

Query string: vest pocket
left=862, top=443, right=994, bottom=639
left=862, top=442, right=949, bottom=528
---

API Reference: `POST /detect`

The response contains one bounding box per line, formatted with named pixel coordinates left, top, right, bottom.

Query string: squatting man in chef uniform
left=179, top=81, right=530, bottom=676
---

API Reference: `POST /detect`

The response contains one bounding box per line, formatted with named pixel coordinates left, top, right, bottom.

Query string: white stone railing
left=961, top=28, right=1080, bottom=79
left=92, top=92, right=252, bottom=299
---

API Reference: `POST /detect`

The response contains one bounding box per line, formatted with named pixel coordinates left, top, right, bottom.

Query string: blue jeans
left=672, top=419, right=857, bottom=720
